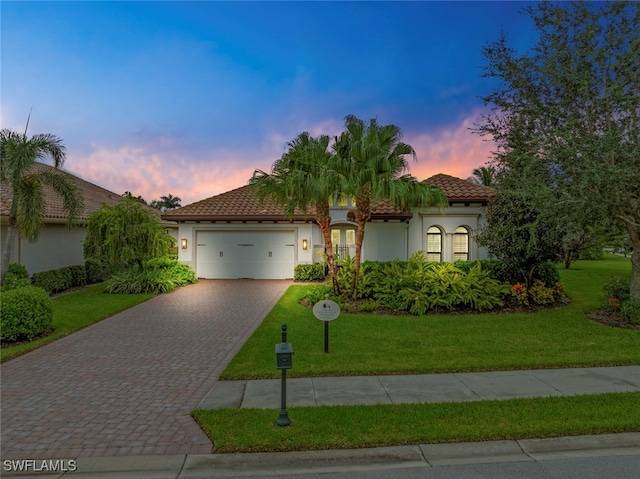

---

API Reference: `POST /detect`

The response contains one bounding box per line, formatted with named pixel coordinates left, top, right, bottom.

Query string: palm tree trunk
left=351, top=194, right=371, bottom=298
left=1, top=220, right=18, bottom=284
left=316, top=205, right=340, bottom=296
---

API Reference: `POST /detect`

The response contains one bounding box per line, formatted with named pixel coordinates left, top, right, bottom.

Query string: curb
left=2, top=433, right=639, bottom=478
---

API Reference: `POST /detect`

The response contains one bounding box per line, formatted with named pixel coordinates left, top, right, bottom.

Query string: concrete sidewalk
left=198, top=365, right=640, bottom=409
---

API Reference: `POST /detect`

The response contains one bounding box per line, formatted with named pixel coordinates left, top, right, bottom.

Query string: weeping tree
left=477, top=1, right=640, bottom=301
left=83, top=198, right=174, bottom=271
left=1, top=125, right=83, bottom=284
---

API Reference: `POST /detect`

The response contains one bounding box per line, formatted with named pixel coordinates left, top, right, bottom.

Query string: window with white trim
left=426, top=226, right=442, bottom=262
left=454, top=226, right=469, bottom=261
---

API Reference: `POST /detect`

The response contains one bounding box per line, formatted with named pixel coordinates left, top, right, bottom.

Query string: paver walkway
left=0, top=280, right=290, bottom=460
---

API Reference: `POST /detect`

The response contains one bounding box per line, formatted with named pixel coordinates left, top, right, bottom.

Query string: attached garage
left=196, top=230, right=295, bottom=279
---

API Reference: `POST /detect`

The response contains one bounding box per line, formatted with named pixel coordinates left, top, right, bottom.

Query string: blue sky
left=1, top=1, right=536, bottom=205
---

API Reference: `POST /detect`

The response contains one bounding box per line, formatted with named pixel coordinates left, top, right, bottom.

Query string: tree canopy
left=476, top=0, right=640, bottom=300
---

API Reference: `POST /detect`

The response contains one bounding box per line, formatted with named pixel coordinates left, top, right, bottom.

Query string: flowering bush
left=510, top=281, right=565, bottom=306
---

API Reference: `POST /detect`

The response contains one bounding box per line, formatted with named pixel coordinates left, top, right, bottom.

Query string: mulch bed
left=586, top=310, right=640, bottom=330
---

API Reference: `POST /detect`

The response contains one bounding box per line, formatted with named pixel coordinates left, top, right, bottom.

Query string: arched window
left=426, top=226, right=442, bottom=262
left=454, top=226, right=469, bottom=261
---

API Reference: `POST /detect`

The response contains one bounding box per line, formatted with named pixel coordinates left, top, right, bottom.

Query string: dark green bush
left=602, top=276, right=631, bottom=305
left=31, top=265, right=87, bottom=294
left=294, top=263, right=326, bottom=281
left=85, top=259, right=126, bottom=284
left=620, top=301, right=640, bottom=325
left=68, top=265, right=87, bottom=287
left=1, top=263, right=31, bottom=291
left=31, top=268, right=71, bottom=294
left=0, top=286, right=53, bottom=342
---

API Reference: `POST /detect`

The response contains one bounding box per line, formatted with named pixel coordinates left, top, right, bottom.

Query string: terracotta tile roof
left=424, top=173, right=495, bottom=203
left=161, top=185, right=315, bottom=222
left=0, top=163, right=122, bottom=222
left=163, top=174, right=495, bottom=223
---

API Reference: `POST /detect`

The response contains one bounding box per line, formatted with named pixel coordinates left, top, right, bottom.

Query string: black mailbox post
left=275, top=323, right=293, bottom=426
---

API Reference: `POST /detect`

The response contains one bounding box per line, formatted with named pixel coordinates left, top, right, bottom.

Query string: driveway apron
left=0, top=280, right=290, bottom=459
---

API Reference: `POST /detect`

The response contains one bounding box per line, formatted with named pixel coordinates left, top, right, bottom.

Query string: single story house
left=1, top=163, right=126, bottom=274
left=162, top=174, right=496, bottom=279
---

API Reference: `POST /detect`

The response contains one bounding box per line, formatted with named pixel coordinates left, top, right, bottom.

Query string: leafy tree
left=334, top=115, right=447, bottom=296
left=0, top=125, right=83, bottom=284
left=83, top=198, right=174, bottom=271
left=151, top=194, right=182, bottom=212
left=476, top=1, right=640, bottom=300
left=250, top=132, right=344, bottom=294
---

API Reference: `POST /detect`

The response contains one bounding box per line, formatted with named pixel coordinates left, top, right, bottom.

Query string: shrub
left=0, top=286, right=53, bottom=342
left=1, top=263, right=31, bottom=291
left=294, top=263, right=326, bottom=282
left=620, top=301, right=640, bottom=325
left=534, top=261, right=561, bottom=287
left=304, top=284, right=335, bottom=305
left=104, top=259, right=196, bottom=294
left=30, top=265, right=87, bottom=294
left=31, top=268, right=71, bottom=294
left=602, top=276, right=631, bottom=308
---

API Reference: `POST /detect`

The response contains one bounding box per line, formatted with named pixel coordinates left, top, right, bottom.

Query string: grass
left=221, top=254, right=639, bottom=379
left=193, top=392, right=640, bottom=453
left=1, top=283, right=154, bottom=362
left=195, top=255, right=640, bottom=452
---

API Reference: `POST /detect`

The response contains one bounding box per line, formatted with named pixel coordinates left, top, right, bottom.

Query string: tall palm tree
left=250, top=132, right=343, bottom=294
left=467, top=166, right=498, bottom=188
left=160, top=194, right=181, bottom=211
left=1, top=127, right=84, bottom=283
left=335, top=115, right=447, bottom=296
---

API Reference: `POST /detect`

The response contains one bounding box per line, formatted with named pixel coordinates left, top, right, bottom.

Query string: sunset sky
left=2, top=1, right=537, bottom=206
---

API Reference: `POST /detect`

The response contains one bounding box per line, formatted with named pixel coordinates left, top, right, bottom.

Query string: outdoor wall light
left=181, top=238, right=188, bottom=249
left=302, top=239, right=308, bottom=251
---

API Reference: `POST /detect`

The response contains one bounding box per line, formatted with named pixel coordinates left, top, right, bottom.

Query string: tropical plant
left=250, top=132, right=344, bottom=294
left=83, top=198, right=174, bottom=272
left=151, top=193, right=182, bottom=211
left=0, top=123, right=84, bottom=284
left=467, top=166, right=498, bottom=188
left=334, top=115, right=447, bottom=296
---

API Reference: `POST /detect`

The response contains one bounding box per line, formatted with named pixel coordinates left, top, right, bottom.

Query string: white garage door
left=196, top=230, right=295, bottom=279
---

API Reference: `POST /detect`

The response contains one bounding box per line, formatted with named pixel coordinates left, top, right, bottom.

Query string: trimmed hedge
left=0, top=286, right=53, bottom=342
left=31, top=264, right=87, bottom=295
left=294, top=263, right=326, bottom=282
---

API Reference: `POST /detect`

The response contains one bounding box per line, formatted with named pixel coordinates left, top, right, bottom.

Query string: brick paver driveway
left=0, top=280, right=290, bottom=459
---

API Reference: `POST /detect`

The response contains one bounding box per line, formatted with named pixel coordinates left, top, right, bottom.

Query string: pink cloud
left=406, top=113, right=495, bottom=182
left=66, top=113, right=496, bottom=208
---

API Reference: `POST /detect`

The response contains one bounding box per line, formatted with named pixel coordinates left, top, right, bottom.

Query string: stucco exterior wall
left=1, top=224, right=87, bottom=275
left=361, top=222, right=408, bottom=262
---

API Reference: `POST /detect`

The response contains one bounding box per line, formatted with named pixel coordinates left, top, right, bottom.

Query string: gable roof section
left=161, top=185, right=315, bottom=222
left=0, top=163, right=122, bottom=222
left=163, top=174, right=496, bottom=223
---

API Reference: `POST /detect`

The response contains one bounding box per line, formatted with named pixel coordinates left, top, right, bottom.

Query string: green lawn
left=196, top=255, right=640, bottom=452
left=1, top=283, right=154, bottom=362
left=194, top=392, right=640, bottom=453
left=221, top=254, right=639, bottom=379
